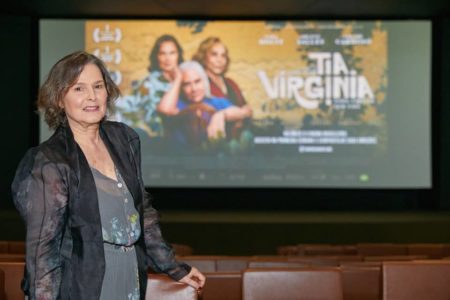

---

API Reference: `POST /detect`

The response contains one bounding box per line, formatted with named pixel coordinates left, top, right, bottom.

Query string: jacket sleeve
left=142, top=192, right=191, bottom=280
left=12, top=149, right=69, bottom=300
left=125, top=125, right=191, bottom=281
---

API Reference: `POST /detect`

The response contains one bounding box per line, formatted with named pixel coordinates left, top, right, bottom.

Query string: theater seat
left=216, top=257, right=249, bottom=272
left=202, top=272, right=241, bottom=300
left=0, top=261, right=25, bottom=300
left=172, top=243, right=193, bottom=256
left=7, top=241, right=25, bottom=254
left=340, top=265, right=381, bottom=300
left=383, top=261, right=450, bottom=300
left=248, top=261, right=308, bottom=269
left=357, top=243, right=407, bottom=256
left=407, top=243, right=445, bottom=259
left=242, top=268, right=343, bottom=300
left=180, top=257, right=217, bottom=272
left=146, top=273, right=197, bottom=300
left=0, top=268, right=5, bottom=300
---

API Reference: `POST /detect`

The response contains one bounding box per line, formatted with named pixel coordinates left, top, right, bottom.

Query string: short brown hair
left=37, top=51, right=121, bottom=130
left=192, top=37, right=229, bottom=74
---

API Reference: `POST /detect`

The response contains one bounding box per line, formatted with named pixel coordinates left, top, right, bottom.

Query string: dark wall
left=0, top=15, right=33, bottom=210
left=439, top=18, right=450, bottom=209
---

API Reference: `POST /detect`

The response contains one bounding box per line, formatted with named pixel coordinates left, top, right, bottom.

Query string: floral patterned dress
left=91, top=167, right=141, bottom=300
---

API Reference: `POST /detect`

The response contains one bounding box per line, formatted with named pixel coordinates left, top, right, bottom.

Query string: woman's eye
left=95, top=84, right=104, bottom=89
left=74, top=86, right=83, bottom=92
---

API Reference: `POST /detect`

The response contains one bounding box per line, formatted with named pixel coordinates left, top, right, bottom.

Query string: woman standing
left=12, top=51, right=204, bottom=300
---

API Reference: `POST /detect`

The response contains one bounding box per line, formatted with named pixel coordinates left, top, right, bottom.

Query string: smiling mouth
left=83, top=106, right=99, bottom=112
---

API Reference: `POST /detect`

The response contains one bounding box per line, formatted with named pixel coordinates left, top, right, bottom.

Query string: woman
left=192, top=37, right=250, bottom=110
left=116, top=34, right=184, bottom=138
left=11, top=51, right=204, bottom=300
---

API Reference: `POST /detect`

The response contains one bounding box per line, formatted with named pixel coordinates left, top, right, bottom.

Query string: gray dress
left=91, top=167, right=142, bottom=300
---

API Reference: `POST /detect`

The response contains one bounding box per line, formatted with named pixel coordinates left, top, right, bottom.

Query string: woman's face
left=204, top=43, right=227, bottom=75
left=157, top=41, right=179, bottom=73
left=182, top=69, right=206, bottom=103
left=59, top=63, right=108, bottom=128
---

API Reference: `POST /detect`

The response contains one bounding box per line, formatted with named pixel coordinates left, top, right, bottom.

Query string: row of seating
left=205, top=261, right=450, bottom=300
left=3, top=258, right=450, bottom=299
left=0, top=261, right=198, bottom=300
left=177, top=254, right=432, bottom=272
left=0, top=241, right=25, bottom=255
left=176, top=255, right=450, bottom=299
left=277, top=243, right=450, bottom=258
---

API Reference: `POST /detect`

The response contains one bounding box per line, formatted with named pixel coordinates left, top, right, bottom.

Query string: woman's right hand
left=207, top=111, right=226, bottom=139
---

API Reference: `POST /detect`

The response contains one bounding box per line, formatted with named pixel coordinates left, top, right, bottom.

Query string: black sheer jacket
left=11, top=121, right=191, bottom=300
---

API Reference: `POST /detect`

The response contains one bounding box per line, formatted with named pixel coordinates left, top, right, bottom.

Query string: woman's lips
left=83, top=106, right=99, bottom=111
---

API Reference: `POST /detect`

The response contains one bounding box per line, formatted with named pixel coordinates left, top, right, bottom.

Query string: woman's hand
left=178, top=267, right=206, bottom=290
left=207, top=111, right=226, bottom=139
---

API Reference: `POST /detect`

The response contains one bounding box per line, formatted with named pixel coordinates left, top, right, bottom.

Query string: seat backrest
left=288, top=255, right=362, bottom=267
left=383, top=261, right=450, bottom=300
left=171, top=244, right=193, bottom=256
left=0, top=242, right=8, bottom=254
left=0, top=261, right=25, bottom=300
left=180, top=257, right=217, bottom=272
left=407, top=243, right=445, bottom=259
left=0, top=268, right=5, bottom=300
left=277, top=245, right=300, bottom=256
left=364, top=255, right=428, bottom=262
left=304, top=245, right=350, bottom=256
left=340, top=266, right=381, bottom=300
left=7, top=242, right=25, bottom=254
left=242, top=268, right=343, bottom=300
left=357, top=243, right=407, bottom=256
left=202, top=272, right=241, bottom=300
left=248, top=261, right=308, bottom=269
left=215, top=257, right=249, bottom=272
left=0, top=254, right=25, bottom=262
left=145, top=273, right=197, bottom=300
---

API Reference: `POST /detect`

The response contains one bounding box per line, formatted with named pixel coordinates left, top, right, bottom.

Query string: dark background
left=1, top=0, right=450, bottom=254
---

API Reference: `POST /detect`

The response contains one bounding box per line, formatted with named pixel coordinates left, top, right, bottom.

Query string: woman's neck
left=207, top=70, right=227, bottom=94
left=69, top=122, right=101, bottom=147
left=162, top=70, right=175, bottom=82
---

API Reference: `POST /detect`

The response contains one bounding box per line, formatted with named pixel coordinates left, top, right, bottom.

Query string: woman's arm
left=12, top=150, right=68, bottom=300
left=207, top=105, right=252, bottom=139
left=156, top=69, right=182, bottom=116
left=126, top=126, right=205, bottom=288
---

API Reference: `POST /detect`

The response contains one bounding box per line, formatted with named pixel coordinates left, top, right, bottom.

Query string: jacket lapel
left=100, top=123, right=140, bottom=206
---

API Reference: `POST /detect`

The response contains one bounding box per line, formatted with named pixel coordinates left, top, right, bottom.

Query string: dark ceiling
left=1, top=0, right=450, bottom=18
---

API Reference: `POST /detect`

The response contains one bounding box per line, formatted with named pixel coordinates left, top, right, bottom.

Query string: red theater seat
left=357, top=243, right=407, bottom=256
left=407, top=243, right=445, bottom=259
left=383, top=261, right=450, bottom=300
left=7, top=241, right=25, bottom=254
left=215, top=257, right=249, bottom=272
left=341, top=265, right=381, bottom=300
left=0, top=261, right=25, bottom=300
left=202, top=272, right=241, bottom=300
left=0, top=268, right=5, bottom=300
left=242, top=268, right=343, bottom=300
left=146, top=273, right=197, bottom=300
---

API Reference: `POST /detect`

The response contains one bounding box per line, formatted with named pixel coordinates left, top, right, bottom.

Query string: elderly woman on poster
left=157, top=60, right=252, bottom=147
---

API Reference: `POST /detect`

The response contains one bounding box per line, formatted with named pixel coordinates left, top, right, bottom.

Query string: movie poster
left=85, top=20, right=388, bottom=186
